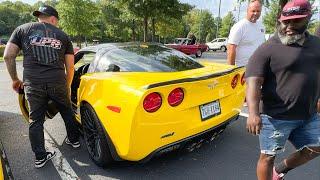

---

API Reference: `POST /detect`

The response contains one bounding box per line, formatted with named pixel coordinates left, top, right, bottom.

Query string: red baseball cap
left=279, top=0, right=311, bottom=21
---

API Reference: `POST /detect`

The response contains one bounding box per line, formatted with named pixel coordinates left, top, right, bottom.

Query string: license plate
left=199, top=100, right=221, bottom=120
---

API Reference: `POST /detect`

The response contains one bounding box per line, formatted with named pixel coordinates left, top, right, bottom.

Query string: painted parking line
left=44, top=129, right=79, bottom=180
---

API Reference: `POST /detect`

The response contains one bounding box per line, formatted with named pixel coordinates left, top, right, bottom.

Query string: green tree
left=33, top=0, right=58, bottom=9
left=219, top=12, right=235, bottom=38
left=119, top=0, right=191, bottom=42
left=56, top=0, right=97, bottom=48
left=95, top=0, right=133, bottom=42
left=0, top=1, right=33, bottom=38
left=185, top=9, right=216, bottom=43
left=156, top=18, right=186, bottom=43
left=263, top=0, right=279, bottom=33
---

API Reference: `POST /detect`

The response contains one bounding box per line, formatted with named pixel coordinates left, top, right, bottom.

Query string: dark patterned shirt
left=9, top=22, right=73, bottom=84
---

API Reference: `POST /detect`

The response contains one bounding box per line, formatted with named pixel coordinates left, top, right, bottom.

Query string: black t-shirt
left=9, top=22, right=74, bottom=84
left=245, top=32, right=320, bottom=120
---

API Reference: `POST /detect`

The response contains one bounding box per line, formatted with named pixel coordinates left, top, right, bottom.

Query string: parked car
left=19, top=43, right=245, bottom=167
left=165, top=38, right=208, bottom=58
left=0, top=141, right=13, bottom=180
left=206, top=38, right=228, bottom=52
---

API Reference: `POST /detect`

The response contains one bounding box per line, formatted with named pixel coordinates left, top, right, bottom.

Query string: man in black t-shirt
left=245, top=0, right=320, bottom=179
left=3, top=5, right=80, bottom=168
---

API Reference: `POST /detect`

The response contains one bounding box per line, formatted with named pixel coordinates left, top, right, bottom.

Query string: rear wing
left=144, top=66, right=245, bottom=89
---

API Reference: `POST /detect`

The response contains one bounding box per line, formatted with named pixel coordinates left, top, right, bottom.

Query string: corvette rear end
left=78, top=63, right=245, bottom=162
left=18, top=43, right=246, bottom=167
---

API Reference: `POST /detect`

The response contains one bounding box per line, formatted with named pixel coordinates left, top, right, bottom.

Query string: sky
left=180, top=0, right=249, bottom=20
left=1, top=0, right=319, bottom=21
left=0, top=0, right=250, bottom=20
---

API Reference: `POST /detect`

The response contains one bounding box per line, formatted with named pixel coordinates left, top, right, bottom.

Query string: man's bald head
left=247, top=0, right=262, bottom=23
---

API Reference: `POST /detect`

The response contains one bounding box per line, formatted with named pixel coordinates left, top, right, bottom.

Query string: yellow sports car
left=0, top=141, right=13, bottom=180
left=19, top=43, right=245, bottom=167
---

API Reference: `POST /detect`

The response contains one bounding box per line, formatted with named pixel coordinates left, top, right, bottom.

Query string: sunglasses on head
left=282, top=7, right=309, bottom=16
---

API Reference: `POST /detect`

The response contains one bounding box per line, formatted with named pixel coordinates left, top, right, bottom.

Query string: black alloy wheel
left=81, top=103, right=113, bottom=167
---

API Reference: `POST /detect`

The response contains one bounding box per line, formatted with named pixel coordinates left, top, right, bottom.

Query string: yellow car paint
left=77, top=62, right=245, bottom=161
left=0, top=159, right=3, bottom=180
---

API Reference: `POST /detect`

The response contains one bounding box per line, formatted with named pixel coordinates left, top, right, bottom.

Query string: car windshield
left=93, top=44, right=203, bottom=72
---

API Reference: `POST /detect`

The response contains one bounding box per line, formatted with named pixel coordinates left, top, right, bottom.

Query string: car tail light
left=143, top=92, right=162, bottom=113
left=241, top=72, right=245, bottom=85
left=231, top=74, right=240, bottom=89
left=168, top=88, right=184, bottom=107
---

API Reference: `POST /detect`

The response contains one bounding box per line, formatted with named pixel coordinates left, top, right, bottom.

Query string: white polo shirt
left=228, top=18, right=265, bottom=67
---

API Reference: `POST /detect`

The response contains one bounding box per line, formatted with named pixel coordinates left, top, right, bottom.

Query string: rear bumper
left=139, top=114, right=239, bottom=163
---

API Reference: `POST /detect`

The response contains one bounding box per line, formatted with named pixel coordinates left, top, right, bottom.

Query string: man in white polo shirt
left=227, top=0, right=265, bottom=67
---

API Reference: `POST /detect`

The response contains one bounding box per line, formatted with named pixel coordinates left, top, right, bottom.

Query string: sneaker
left=273, top=167, right=286, bottom=180
left=65, top=137, right=80, bottom=148
left=35, top=151, right=56, bottom=168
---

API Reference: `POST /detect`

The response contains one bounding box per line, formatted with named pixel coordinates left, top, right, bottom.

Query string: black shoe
left=65, top=138, right=80, bottom=148
left=35, top=151, right=56, bottom=168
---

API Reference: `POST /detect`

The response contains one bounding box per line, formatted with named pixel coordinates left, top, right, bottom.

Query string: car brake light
left=241, top=72, right=245, bottom=85
left=143, top=92, right=162, bottom=113
left=231, top=74, right=240, bottom=89
left=168, top=88, right=184, bottom=107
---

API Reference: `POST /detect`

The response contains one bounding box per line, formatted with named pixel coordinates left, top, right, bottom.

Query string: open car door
left=18, top=50, right=95, bottom=123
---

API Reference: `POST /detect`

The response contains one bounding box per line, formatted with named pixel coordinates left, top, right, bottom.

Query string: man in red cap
left=245, top=0, right=320, bottom=179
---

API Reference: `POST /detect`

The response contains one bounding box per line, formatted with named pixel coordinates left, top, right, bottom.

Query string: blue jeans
left=24, top=82, right=80, bottom=159
left=259, top=114, right=320, bottom=155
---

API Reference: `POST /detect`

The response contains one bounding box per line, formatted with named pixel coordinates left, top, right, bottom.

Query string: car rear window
left=94, top=45, right=203, bottom=72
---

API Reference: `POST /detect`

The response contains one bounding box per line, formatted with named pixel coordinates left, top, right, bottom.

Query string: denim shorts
left=259, top=114, right=320, bottom=155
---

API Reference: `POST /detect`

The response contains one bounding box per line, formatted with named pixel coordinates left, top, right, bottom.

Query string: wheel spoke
left=83, top=123, right=96, bottom=133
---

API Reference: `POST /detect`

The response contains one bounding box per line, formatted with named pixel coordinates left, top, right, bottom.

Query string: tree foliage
left=184, top=9, right=216, bottom=43
left=1, top=0, right=319, bottom=45
left=263, top=0, right=279, bottom=33
left=118, top=0, right=192, bottom=42
left=0, top=1, right=33, bottom=38
left=56, top=0, right=97, bottom=47
left=219, top=12, right=235, bottom=38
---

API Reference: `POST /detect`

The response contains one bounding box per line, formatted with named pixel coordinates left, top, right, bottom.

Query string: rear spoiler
left=144, top=66, right=244, bottom=89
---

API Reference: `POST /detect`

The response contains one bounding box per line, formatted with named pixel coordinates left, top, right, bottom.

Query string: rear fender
left=78, top=76, right=143, bottom=157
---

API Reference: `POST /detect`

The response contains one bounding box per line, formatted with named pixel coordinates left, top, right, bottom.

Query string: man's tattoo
left=3, top=44, right=20, bottom=81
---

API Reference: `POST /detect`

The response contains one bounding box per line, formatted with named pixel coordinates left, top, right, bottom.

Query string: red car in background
left=165, top=38, right=208, bottom=58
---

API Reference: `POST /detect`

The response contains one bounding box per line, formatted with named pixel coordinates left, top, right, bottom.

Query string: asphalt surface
left=0, top=51, right=319, bottom=180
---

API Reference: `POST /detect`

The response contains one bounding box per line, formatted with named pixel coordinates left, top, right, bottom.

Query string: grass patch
left=0, top=56, right=23, bottom=62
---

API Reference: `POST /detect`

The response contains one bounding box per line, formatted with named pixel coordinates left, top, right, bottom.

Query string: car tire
left=81, top=103, right=114, bottom=167
left=195, top=49, right=202, bottom=58
left=220, top=46, right=227, bottom=52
